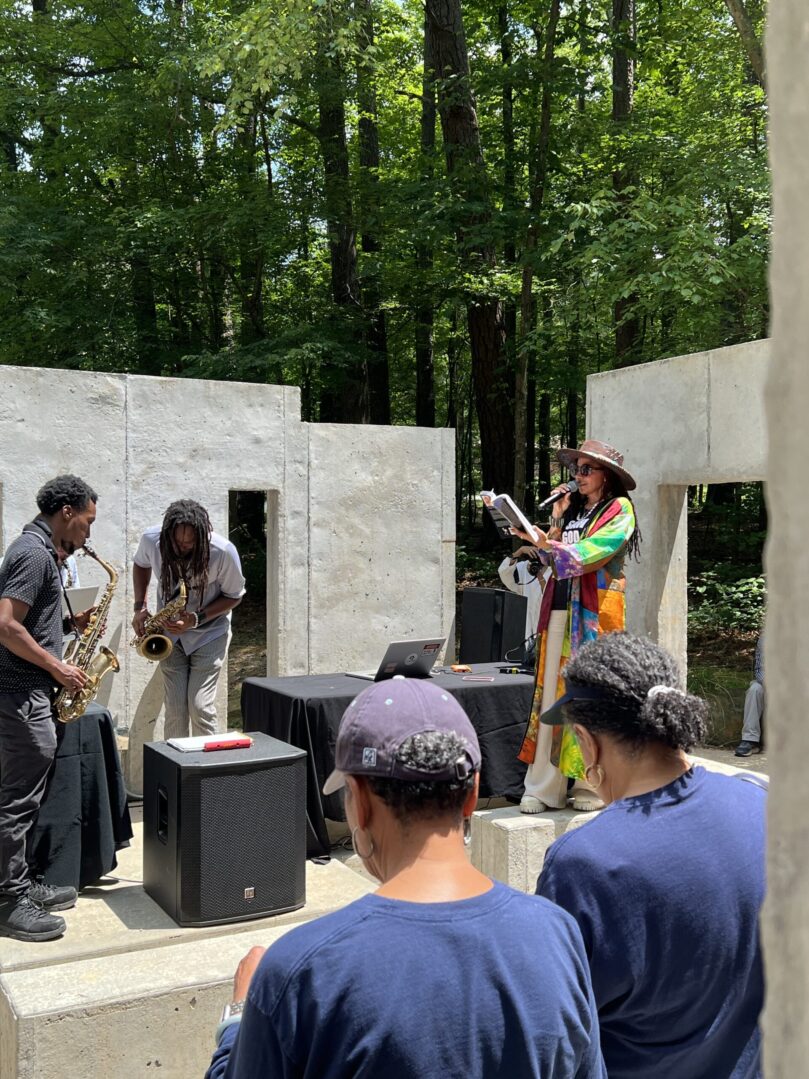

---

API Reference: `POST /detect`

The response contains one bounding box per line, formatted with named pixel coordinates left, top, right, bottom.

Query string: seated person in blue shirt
left=536, top=632, right=765, bottom=1079
left=207, top=677, right=605, bottom=1079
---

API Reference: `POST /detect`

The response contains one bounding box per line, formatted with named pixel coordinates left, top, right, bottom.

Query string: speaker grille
left=179, top=756, right=306, bottom=923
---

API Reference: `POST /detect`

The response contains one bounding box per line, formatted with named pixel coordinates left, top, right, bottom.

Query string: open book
left=480, top=491, right=540, bottom=544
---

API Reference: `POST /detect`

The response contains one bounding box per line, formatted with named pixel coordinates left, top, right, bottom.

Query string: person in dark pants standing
left=0, top=475, right=99, bottom=942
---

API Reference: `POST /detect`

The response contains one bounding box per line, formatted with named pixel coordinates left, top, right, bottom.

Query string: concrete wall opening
left=686, top=480, right=766, bottom=753
left=226, top=489, right=275, bottom=728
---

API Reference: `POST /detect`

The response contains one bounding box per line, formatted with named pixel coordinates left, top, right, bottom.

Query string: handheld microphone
left=537, top=478, right=578, bottom=513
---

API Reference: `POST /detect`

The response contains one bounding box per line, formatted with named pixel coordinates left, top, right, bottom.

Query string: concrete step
left=0, top=824, right=374, bottom=1078
left=470, top=754, right=767, bottom=893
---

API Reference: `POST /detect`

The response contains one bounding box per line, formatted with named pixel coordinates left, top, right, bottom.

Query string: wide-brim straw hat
left=557, top=439, right=636, bottom=491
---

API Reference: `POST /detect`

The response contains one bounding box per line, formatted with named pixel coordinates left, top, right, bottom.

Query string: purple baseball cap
left=322, top=676, right=482, bottom=795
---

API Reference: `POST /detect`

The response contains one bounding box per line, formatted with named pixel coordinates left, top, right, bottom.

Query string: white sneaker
left=519, top=795, right=547, bottom=814
left=571, top=790, right=604, bottom=812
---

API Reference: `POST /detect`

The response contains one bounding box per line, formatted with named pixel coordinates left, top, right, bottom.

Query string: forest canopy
left=0, top=0, right=768, bottom=516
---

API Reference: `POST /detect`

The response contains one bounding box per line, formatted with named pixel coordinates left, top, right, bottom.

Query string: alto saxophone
left=54, top=544, right=120, bottom=724
left=131, top=580, right=187, bottom=662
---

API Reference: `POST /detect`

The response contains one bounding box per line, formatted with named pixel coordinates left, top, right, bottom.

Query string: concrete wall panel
left=0, top=367, right=128, bottom=722
left=0, top=367, right=454, bottom=791
left=586, top=338, right=769, bottom=670
left=762, top=0, right=809, bottom=1070
left=307, top=423, right=453, bottom=673
left=708, top=341, right=768, bottom=481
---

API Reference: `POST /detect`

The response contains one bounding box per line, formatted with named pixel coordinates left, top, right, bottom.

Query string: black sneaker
left=735, top=740, right=760, bottom=757
left=28, top=879, right=78, bottom=912
left=0, top=894, right=66, bottom=942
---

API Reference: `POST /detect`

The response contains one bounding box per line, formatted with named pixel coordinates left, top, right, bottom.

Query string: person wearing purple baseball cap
left=207, top=677, right=606, bottom=1079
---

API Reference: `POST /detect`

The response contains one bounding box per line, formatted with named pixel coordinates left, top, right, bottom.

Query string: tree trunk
left=1, top=133, right=17, bottom=172
left=356, top=0, right=390, bottom=424
left=538, top=392, right=551, bottom=503
left=724, top=0, right=765, bottom=89
left=612, top=0, right=642, bottom=367
left=499, top=5, right=517, bottom=389
left=316, top=43, right=368, bottom=422
left=416, top=15, right=437, bottom=428
left=131, top=254, right=161, bottom=375
left=524, top=296, right=538, bottom=515
left=236, top=111, right=266, bottom=346
left=516, top=0, right=560, bottom=504
left=426, top=0, right=513, bottom=499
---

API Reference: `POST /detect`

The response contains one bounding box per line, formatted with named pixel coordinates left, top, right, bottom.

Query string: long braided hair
left=159, top=500, right=212, bottom=604
left=563, top=469, right=642, bottom=562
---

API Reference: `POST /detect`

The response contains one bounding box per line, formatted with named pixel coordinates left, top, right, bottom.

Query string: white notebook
left=166, top=734, right=252, bottom=753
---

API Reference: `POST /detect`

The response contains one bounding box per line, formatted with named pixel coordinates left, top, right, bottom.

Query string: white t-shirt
left=498, top=556, right=547, bottom=639
left=133, top=526, right=246, bottom=655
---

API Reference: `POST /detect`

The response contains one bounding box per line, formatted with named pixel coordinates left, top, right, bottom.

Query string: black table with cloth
left=241, top=664, right=532, bottom=858
left=29, top=702, right=134, bottom=891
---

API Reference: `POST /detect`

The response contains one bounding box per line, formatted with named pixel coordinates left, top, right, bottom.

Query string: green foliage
left=688, top=571, right=766, bottom=633
left=456, top=544, right=501, bottom=586
left=0, top=0, right=770, bottom=490
left=687, top=662, right=751, bottom=745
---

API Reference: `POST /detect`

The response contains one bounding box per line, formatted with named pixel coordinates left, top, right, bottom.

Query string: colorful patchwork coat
left=518, top=497, right=637, bottom=778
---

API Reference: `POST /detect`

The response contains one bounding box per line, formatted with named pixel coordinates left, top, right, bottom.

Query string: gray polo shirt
left=133, top=527, right=246, bottom=655
left=0, top=522, right=62, bottom=692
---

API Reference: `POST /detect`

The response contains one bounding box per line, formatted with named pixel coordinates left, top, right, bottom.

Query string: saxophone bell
left=131, top=580, right=187, bottom=664
left=136, top=633, right=174, bottom=662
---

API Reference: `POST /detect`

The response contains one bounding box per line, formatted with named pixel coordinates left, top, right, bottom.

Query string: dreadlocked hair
left=561, top=632, right=708, bottom=751
left=564, top=471, right=642, bottom=562
left=159, top=500, right=212, bottom=604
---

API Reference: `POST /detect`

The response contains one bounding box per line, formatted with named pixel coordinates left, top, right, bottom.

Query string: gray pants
left=161, top=633, right=229, bottom=740
left=0, top=689, right=58, bottom=899
left=741, top=680, right=765, bottom=743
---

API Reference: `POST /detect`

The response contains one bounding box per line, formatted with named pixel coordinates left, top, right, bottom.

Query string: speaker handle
left=157, top=785, right=168, bottom=844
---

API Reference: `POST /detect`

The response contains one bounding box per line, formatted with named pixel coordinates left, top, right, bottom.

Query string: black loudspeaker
left=143, top=733, right=306, bottom=927
left=459, top=587, right=528, bottom=664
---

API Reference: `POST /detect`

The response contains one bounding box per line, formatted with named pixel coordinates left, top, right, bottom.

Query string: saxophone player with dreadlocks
left=132, top=500, right=245, bottom=740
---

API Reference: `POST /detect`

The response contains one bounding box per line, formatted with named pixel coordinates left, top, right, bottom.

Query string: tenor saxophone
left=131, top=580, right=187, bottom=662
left=54, top=544, right=120, bottom=724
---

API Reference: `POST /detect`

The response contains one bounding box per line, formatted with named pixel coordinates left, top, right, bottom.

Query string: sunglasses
left=571, top=463, right=604, bottom=476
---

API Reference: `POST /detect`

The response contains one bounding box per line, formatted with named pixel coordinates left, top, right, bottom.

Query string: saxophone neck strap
left=22, top=520, right=80, bottom=638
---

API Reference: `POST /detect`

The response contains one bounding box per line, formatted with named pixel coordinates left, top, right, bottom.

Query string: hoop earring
left=463, top=817, right=472, bottom=847
left=351, top=826, right=375, bottom=861
left=584, top=763, right=605, bottom=789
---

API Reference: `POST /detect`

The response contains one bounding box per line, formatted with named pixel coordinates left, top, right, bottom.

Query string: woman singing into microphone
left=511, top=440, right=640, bottom=814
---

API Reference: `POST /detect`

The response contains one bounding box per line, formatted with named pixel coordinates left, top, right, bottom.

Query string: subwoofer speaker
left=458, top=587, right=528, bottom=664
left=143, top=733, right=306, bottom=927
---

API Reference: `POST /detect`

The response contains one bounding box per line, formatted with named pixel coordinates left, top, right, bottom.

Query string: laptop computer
left=347, top=638, right=446, bottom=682
left=62, top=585, right=99, bottom=617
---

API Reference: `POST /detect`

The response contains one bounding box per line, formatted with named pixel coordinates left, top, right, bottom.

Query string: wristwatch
left=215, top=998, right=246, bottom=1043
left=220, top=999, right=246, bottom=1023
left=195, top=609, right=206, bottom=627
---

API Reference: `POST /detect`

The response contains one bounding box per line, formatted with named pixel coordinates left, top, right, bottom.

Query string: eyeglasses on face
left=572, top=463, right=604, bottom=476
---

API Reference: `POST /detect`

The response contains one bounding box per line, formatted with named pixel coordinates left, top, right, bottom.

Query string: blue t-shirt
left=537, top=767, right=766, bottom=1079
left=206, top=881, right=606, bottom=1079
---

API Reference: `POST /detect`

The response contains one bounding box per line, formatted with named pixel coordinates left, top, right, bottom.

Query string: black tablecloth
left=241, top=665, right=532, bottom=858
left=30, top=703, right=134, bottom=891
